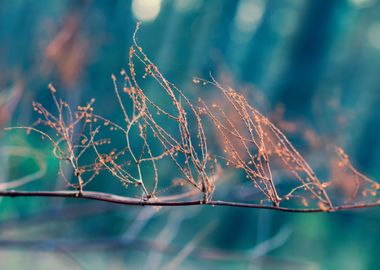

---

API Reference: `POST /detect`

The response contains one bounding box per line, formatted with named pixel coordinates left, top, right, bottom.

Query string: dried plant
left=86, top=24, right=216, bottom=202
left=6, top=84, right=105, bottom=193
left=3, top=24, right=380, bottom=212
left=197, top=76, right=379, bottom=209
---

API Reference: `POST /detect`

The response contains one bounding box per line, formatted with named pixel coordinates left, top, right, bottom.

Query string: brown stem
left=0, top=190, right=378, bottom=213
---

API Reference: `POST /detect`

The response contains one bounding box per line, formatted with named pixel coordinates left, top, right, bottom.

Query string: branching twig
left=3, top=23, right=380, bottom=212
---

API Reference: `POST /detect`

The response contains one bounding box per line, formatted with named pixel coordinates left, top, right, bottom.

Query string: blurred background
left=1, top=0, right=380, bottom=269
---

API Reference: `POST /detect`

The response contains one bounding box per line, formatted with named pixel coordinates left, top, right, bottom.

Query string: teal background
left=1, top=0, right=380, bottom=269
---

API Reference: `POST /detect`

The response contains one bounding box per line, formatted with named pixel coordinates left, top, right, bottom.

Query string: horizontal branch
left=0, top=190, right=379, bottom=212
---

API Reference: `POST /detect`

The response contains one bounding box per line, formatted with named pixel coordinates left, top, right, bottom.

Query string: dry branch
left=3, top=24, right=380, bottom=212
left=0, top=190, right=379, bottom=213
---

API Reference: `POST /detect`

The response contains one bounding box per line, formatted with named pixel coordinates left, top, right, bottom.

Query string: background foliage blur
left=1, top=0, right=380, bottom=269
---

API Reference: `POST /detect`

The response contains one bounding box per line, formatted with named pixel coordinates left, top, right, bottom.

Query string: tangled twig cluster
left=9, top=84, right=104, bottom=193
left=5, top=24, right=380, bottom=211
left=90, top=25, right=216, bottom=202
left=197, top=77, right=379, bottom=209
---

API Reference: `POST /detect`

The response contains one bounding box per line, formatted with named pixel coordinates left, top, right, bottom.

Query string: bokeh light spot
left=367, top=22, right=380, bottom=49
left=234, top=0, right=265, bottom=33
left=132, top=0, right=162, bottom=22
left=348, top=0, right=377, bottom=8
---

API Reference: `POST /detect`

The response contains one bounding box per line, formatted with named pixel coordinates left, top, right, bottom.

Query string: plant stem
left=0, top=190, right=378, bottom=213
